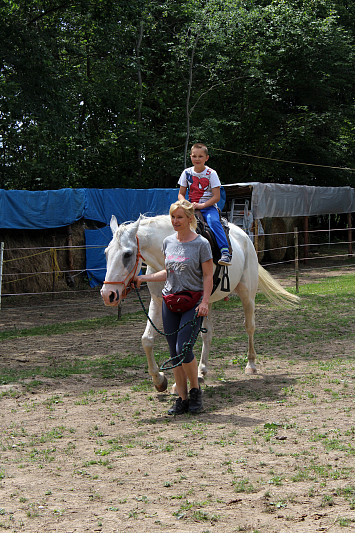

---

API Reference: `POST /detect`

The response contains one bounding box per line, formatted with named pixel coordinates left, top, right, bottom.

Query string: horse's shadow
left=141, top=373, right=296, bottom=427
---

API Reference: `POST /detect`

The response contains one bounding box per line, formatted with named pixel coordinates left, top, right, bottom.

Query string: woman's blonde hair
left=169, top=199, right=197, bottom=231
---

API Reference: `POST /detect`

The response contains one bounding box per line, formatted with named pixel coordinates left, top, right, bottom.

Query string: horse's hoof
left=155, top=376, right=168, bottom=392
left=245, top=366, right=257, bottom=375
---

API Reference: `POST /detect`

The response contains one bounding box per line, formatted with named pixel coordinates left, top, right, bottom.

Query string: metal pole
left=0, top=242, right=4, bottom=310
left=294, top=228, right=299, bottom=294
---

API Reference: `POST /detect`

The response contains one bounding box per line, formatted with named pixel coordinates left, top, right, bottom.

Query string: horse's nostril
left=109, top=292, right=115, bottom=303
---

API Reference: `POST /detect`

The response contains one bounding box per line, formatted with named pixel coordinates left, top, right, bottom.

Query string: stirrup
left=221, top=266, right=230, bottom=292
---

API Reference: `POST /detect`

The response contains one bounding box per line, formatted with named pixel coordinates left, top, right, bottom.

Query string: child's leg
left=201, top=205, right=230, bottom=253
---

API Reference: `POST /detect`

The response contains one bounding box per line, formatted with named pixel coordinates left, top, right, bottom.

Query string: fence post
left=0, top=242, right=4, bottom=309
left=348, top=213, right=353, bottom=257
left=254, top=218, right=259, bottom=260
left=294, top=228, right=299, bottom=294
left=303, top=216, right=309, bottom=263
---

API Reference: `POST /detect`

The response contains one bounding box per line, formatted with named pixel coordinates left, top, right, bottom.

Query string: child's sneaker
left=218, top=253, right=232, bottom=266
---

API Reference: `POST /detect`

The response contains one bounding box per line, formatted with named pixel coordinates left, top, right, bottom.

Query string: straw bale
left=0, top=221, right=87, bottom=295
left=263, top=217, right=287, bottom=262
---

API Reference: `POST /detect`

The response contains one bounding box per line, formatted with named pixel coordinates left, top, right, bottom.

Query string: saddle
left=195, top=210, right=231, bottom=294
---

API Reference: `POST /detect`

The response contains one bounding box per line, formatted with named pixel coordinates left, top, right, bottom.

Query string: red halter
left=103, top=235, right=145, bottom=299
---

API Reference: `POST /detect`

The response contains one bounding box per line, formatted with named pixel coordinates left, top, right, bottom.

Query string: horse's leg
left=142, top=297, right=168, bottom=392
left=198, top=309, right=213, bottom=384
left=235, top=282, right=257, bottom=374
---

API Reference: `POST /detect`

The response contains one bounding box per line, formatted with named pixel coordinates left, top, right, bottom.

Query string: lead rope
left=132, top=285, right=207, bottom=370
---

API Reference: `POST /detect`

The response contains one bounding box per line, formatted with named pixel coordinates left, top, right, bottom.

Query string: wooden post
left=51, top=235, right=56, bottom=299
left=65, top=225, right=75, bottom=287
left=294, top=228, right=299, bottom=294
left=254, top=218, right=259, bottom=260
left=0, top=242, right=4, bottom=310
left=303, top=216, right=309, bottom=263
left=348, top=213, right=353, bottom=257
left=66, top=225, right=74, bottom=272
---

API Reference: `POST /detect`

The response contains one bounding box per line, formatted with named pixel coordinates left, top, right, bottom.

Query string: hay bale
left=0, top=221, right=87, bottom=295
left=263, top=218, right=287, bottom=262
left=284, top=217, right=304, bottom=260
left=256, top=233, right=265, bottom=262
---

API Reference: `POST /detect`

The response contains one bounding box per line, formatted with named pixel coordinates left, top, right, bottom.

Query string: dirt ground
left=0, top=265, right=354, bottom=532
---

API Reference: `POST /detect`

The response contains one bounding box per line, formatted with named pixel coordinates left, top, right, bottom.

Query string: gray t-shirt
left=162, top=234, right=212, bottom=295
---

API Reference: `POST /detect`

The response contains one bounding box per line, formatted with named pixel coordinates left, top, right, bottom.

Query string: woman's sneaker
left=168, top=397, right=189, bottom=415
left=189, top=387, right=203, bottom=414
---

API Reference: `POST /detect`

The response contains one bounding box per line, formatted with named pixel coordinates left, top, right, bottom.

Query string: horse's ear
left=110, top=215, right=119, bottom=235
left=126, top=217, right=141, bottom=240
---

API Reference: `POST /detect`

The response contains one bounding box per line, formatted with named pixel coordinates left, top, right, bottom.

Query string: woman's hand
left=132, top=275, right=144, bottom=289
left=132, top=270, right=167, bottom=289
left=196, top=301, right=209, bottom=317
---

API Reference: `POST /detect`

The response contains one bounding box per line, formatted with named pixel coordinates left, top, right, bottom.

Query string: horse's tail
left=258, top=264, right=300, bottom=307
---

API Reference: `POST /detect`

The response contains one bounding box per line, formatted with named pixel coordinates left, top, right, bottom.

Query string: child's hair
left=169, top=199, right=197, bottom=231
left=190, top=143, right=208, bottom=156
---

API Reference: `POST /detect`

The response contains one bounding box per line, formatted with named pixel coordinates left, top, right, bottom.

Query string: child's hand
left=193, top=202, right=203, bottom=210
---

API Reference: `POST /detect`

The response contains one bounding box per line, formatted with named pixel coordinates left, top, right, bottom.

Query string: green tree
left=0, top=0, right=354, bottom=190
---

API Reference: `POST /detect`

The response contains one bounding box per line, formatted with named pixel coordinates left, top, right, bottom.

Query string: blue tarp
left=84, top=188, right=181, bottom=225
left=0, top=188, right=86, bottom=230
left=85, top=226, right=112, bottom=288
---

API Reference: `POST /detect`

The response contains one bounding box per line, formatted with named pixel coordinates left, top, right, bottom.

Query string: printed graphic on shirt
left=185, top=171, right=212, bottom=203
left=165, top=244, right=189, bottom=275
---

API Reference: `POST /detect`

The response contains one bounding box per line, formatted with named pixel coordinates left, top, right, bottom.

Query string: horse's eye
left=123, top=251, right=133, bottom=260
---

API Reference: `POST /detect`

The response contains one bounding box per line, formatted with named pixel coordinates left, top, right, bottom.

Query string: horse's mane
left=113, top=214, right=170, bottom=242
left=139, top=214, right=170, bottom=226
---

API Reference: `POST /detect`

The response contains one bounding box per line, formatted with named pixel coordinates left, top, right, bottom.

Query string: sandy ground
left=0, top=265, right=354, bottom=532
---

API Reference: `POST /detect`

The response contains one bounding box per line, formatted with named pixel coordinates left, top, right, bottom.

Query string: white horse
left=101, top=214, right=299, bottom=392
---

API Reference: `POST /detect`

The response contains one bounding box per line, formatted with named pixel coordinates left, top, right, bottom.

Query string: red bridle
left=103, top=235, right=145, bottom=299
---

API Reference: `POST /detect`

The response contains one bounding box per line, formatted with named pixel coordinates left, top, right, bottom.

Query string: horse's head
left=100, top=215, right=143, bottom=306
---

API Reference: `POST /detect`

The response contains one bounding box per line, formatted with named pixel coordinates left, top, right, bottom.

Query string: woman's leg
left=162, top=301, right=181, bottom=365
left=176, top=307, right=202, bottom=391
left=172, top=365, right=188, bottom=400
left=162, top=303, right=202, bottom=399
left=162, top=301, right=188, bottom=399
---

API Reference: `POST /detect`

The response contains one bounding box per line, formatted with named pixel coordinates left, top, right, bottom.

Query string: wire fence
left=0, top=225, right=354, bottom=309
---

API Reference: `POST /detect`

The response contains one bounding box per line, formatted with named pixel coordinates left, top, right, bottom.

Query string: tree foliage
left=0, top=0, right=354, bottom=190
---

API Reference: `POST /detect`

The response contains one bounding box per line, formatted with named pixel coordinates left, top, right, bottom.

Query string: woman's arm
left=196, top=258, right=213, bottom=316
left=133, top=269, right=167, bottom=289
